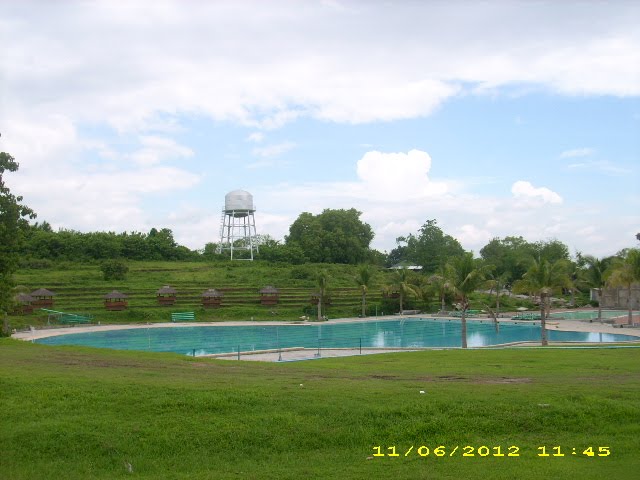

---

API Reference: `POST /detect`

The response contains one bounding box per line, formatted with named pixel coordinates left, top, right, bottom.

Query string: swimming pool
left=35, top=318, right=638, bottom=356
left=549, top=310, right=628, bottom=320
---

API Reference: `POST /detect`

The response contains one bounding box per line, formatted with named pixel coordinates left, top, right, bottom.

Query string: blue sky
left=1, top=1, right=638, bottom=257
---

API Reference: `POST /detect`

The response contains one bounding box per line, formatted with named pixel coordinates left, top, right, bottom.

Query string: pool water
left=35, top=319, right=638, bottom=356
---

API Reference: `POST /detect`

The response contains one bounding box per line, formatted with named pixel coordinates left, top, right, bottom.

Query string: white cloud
left=312, top=79, right=460, bottom=124
left=2, top=115, right=200, bottom=234
left=560, top=148, right=594, bottom=158
left=11, top=165, right=201, bottom=233
left=355, top=149, right=449, bottom=199
left=2, top=1, right=638, bottom=135
left=127, top=135, right=194, bottom=166
left=246, top=132, right=265, bottom=143
left=455, top=225, right=493, bottom=248
left=511, top=181, right=563, bottom=204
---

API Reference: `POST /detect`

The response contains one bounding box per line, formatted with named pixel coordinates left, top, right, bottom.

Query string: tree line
left=19, top=223, right=199, bottom=264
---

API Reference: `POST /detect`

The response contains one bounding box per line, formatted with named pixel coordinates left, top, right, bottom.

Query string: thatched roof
left=202, top=289, right=223, bottom=298
left=104, top=290, right=128, bottom=299
left=15, top=293, right=34, bottom=304
left=156, top=285, right=177, bottom=295
left=31, top=288, right=56, bottom=297
left=260, top=285, right=279, bottom=294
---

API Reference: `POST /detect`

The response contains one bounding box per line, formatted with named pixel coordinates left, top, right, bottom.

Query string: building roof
left=15, top=293, right=34, bottom=303
left=104, top=290, right=128, bottom=299
left=260, top=285, right=279, bottom=294
left=31, top=288, right=56, bottom=297
left=156, top=285, right=177, bottom=295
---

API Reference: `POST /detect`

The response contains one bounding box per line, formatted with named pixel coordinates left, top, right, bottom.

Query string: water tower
left=217, top=189, right=258, bottom=260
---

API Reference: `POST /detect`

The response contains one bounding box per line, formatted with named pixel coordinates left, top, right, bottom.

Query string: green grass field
left=2, top=339, right=638, bottom=479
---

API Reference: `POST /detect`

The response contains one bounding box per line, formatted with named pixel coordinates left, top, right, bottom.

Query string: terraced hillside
left=9, top=261, right=398, bottom=329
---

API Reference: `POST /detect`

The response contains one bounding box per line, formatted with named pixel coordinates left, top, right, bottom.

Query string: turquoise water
left=35, top=319, right=638, bottom=356
left=549, top=310, right=628, bottom=320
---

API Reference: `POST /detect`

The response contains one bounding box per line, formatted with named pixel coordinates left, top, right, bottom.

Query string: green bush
left=100, top=259, right=129, bottom=280
left=290, top=266, right=313, bottom=280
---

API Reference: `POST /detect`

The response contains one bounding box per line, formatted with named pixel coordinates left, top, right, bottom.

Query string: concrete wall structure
left=592, top=286, right=640, bottom=309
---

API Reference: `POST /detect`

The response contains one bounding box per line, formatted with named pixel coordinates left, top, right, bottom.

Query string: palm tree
left=446, top=253, right=488, bottom=348
left=428, top=265, right=450, bottom=314
left=413, top=277, right=436, bottom=313
left=389, top=268, right=418, bottom=314
left=566, top=261, right=580, bottom=307
left=607, top=249, right=640, bottom=326
left=513, top=258, right=570, bottom=346
left=316, top=270, right=329, bottom=321
left=582, top=255, right=609, bottom=323
left=354, top=265, right=374, bottom=317
left=484, top=270, right=507, bottom=318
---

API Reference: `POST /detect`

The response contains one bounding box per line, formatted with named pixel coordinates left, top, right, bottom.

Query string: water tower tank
left=224, top=189, right=254, bottom=216
left=218, top=189, right=259, bottom=260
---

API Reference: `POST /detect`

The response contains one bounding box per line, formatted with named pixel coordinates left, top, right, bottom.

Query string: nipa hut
left=202, top=289, right=223, bottom=308
left=104, top=290, right=128, bottom=311
left=31, top=288, right=56, bottom=308
left=14, top=293, right=35, bottom=314
left=156, top=285, right=177, bottom=306
left=259, top=286, right=279, bottom=306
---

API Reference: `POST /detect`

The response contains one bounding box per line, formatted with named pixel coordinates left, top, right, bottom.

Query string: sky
left=1, top=0, right=639, bottom=258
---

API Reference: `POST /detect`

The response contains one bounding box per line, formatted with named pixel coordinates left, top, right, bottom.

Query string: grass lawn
left=1, top=339, right=639, bottom=479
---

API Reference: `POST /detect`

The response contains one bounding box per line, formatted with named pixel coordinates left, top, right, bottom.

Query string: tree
left=387, top=268, right=418, bottom=314
left=565, top=259, right=587, bottom=307
left=484, top=269, right=508, bottom=317
left=480, top=236, right=536, bottom=287
left=411, top=276, right=436, bottom=313
left=532, top=239, right=570, bottom=264
left=286, top=209, right=374, bottom=264
left=148, top=228, right=178, bottom=260
left=428, top=265, right=450, bottom=313
left=354, top=265, right=374, bottom=317
left=255, top=236, right=307, bottom=264
left=0, top=147, right=36, bottom=323
left=19, top=225, right=199, bottom=261
left=446, top=253, right=488, bottom=348
left=581, top=254, right=613, bottom=323
left=513, top=259, right=570, bottom=345
left=316, top=270, right=329, bottom=321
left=607, top=249, right=640, bottom=326
left=402, top=220, right=465, bottom=273
left=386, top=239, right=408, bottom=267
